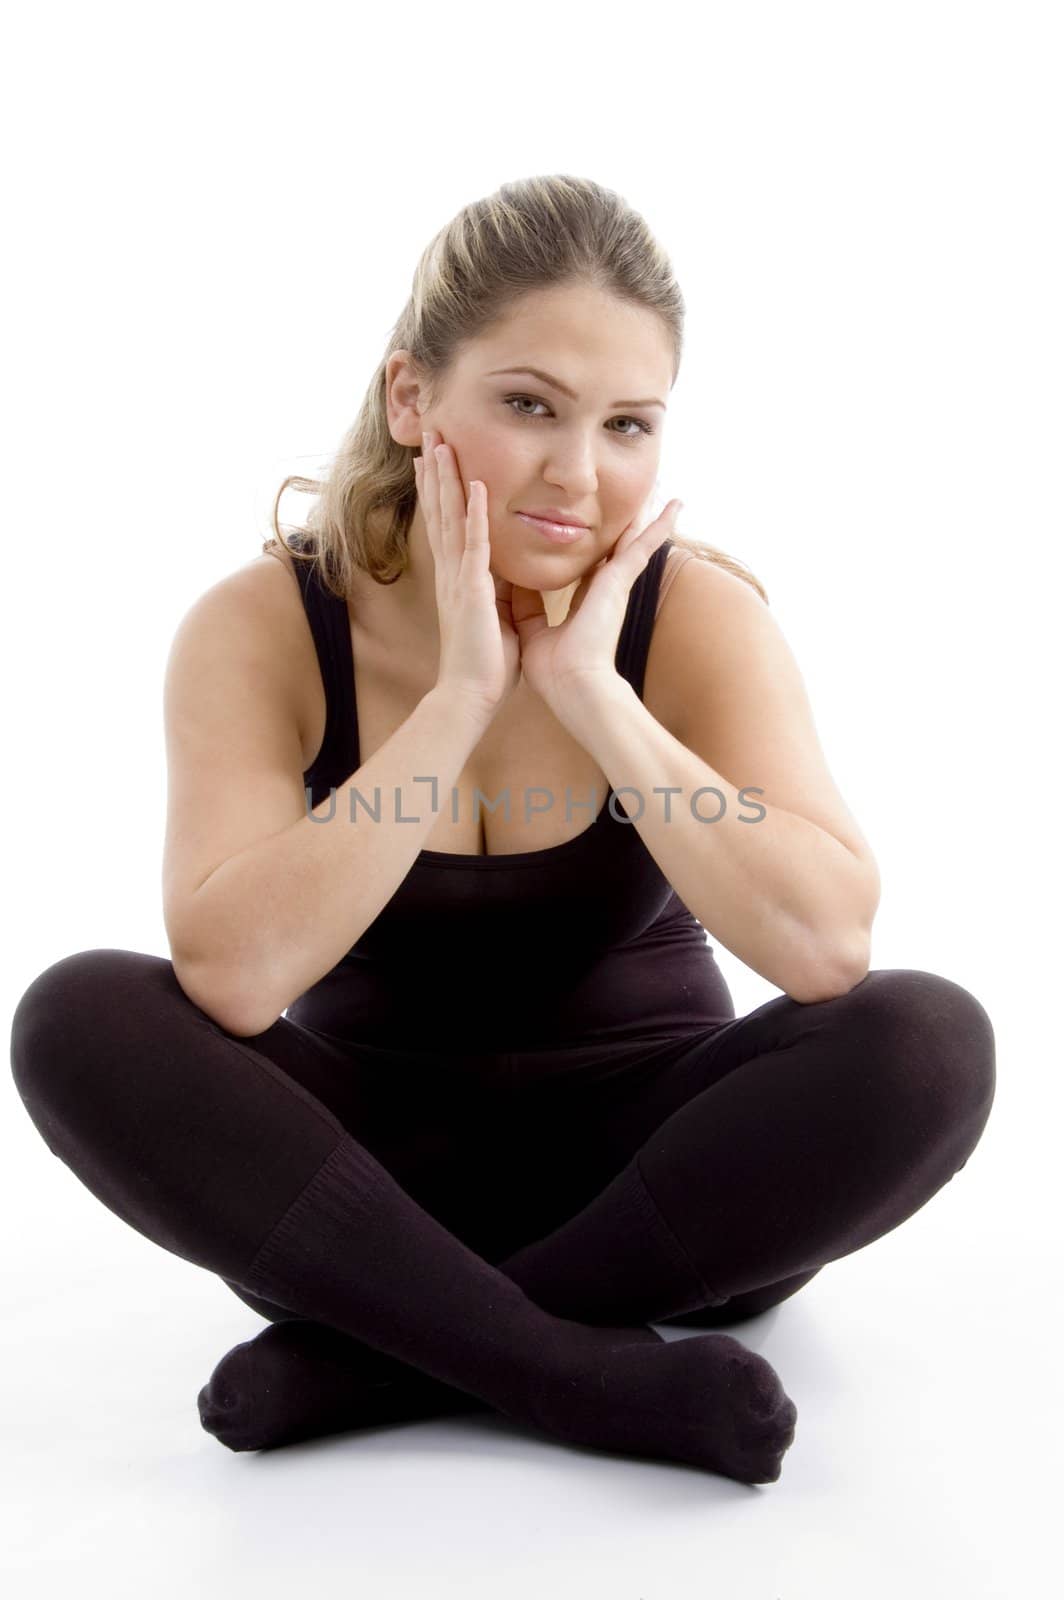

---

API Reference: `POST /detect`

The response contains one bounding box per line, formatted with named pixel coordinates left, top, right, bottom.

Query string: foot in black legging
left=198, top=1274, right=817, bottom=1451
left=198, top=1319, right=494, bottom=1450
left=199, top=1282, right=667, bottom=1451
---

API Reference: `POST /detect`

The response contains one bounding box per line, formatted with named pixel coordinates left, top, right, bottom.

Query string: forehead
left=462, top=286, right=672, bottom=389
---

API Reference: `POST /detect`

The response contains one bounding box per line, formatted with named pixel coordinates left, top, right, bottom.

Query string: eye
left=502, top=394, right=656, bottom=438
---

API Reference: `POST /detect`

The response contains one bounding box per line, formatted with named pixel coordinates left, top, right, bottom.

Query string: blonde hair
left=261, top=173, right=768, bottom=606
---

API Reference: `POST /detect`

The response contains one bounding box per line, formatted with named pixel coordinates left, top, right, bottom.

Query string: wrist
left=426, top=682, right=500, bottom=733
left=552, top=671, right=634, bottom=735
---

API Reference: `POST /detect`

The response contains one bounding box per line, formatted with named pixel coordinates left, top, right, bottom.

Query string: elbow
left=170, top=950, right=281, bottom=1038
left=785, top=933, right=872, bottom=1006
left=783, top=869, right=878, bottom=1004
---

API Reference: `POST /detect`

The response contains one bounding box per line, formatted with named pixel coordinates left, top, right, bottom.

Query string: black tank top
left=284, top=535, right=734, bottom=1052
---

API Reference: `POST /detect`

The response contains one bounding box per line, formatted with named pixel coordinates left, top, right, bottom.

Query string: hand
left=512, top=500, right=683, bottom=723
left=415, top=430, right=524, bottom=720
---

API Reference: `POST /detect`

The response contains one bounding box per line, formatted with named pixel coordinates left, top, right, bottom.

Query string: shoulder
left=654, top=548, right=771, bottom=677
left=257, top=539, right=305, bottom=589
left=166, top=547, right=318, bottom=736
left=182, top=547, right=311, bottom=647
left=661, top=543, right=765, bottom=609
left=647, top=546, right=767, bottom=736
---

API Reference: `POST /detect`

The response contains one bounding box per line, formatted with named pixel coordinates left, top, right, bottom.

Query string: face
left=388, top=282, right=673, bottom=588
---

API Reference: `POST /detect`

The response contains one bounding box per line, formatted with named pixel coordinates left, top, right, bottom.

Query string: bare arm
left=162, top=568, right=494, bottom=1037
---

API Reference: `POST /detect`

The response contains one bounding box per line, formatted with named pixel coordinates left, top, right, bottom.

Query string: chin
left=495, top=554, right=587, bottom=593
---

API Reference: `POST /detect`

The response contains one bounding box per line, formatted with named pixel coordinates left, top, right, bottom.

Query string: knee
left=10, top=948, right=171, bottom=1119
left=842, top=968, right=997, bottom=1148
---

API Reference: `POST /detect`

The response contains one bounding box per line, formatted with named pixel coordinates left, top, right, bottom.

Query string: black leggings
left=9, top=950, right=996, bottom=1332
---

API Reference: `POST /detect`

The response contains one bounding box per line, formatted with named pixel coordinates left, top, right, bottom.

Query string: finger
left=417, top=447, right=441, bottom=542
left=433, top=443, right=468, bottom=561
left=618, top=501, right=682, bottom=565
left=424, top=442, right=447, bottom=556
left=652, top=500, right=683, bottom=536
left=413, top=455, right=441, bottom=566
left=466, top=478, right=490, bottom=558
left=644, top=503, right=681, bottom=553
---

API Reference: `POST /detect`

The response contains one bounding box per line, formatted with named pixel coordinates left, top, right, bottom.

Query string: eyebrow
left=484, top=365, right=666, bottom=410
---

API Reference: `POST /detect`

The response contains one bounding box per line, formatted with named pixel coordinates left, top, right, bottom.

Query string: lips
left=515, top=508, right=590, bottom=528
left=515, top=512, right=589, bottom=544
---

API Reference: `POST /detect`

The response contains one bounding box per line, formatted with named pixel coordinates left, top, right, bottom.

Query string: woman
left=8, top=174, right=995, bottom=1487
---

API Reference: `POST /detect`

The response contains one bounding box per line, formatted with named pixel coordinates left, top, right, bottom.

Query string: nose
left=538, top=439, right=600, bottom=500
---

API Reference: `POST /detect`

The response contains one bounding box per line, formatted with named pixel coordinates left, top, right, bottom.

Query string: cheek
left=470, top=443, right=521, bottom=499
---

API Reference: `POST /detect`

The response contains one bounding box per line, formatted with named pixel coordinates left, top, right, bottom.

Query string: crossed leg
left=205, top=968, right=995, bottom=1445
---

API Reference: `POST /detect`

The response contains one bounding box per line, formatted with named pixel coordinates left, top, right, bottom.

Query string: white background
left=2, top=1, right=1060, bottom=1594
